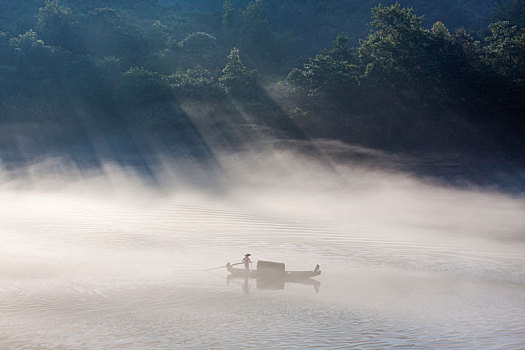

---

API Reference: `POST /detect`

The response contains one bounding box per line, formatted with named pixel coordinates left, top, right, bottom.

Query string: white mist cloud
left=1, top=143, right=524, bottom=286
left=1, top=143, right=524, bottom=349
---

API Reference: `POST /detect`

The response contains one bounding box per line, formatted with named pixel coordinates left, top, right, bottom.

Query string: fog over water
left=1, top=145, right=525, bottom=349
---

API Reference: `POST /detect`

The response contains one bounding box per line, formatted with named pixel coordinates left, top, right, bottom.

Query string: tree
left=10, top=30, right=56, bottom=62
left=222, top=0, right=236, bottom=30
left=179, top=32, right=216, bottom=55
left=431, top=21, right=452, bottom=40
left=330, top=33, right=355, bottom=62
left=241, top=0, right=269, bottom=37
left=0, top=32, right=17, bottom=96
left=78, top=7, right=150, bottom=64
left=219, top=48, right=255, bottom=95
left=37, top=0, right=76, bottom=50
left=286, top=33, right=358, bottom=99
left=168, top=67, right=223, bottom=99
left=483, top=21, right=525, bottom=84
left=0, top=31, right=16, bottom=65
left=149, top=20, right=169, bottom=52
left=178, top=32, right=219, bottom=70
left=121, top=67, right=172, bottom=104
left=358, top=4, right=432, bottom=89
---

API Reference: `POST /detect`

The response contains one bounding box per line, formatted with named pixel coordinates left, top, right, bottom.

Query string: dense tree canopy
left=0, top=0, right=523, bottom=165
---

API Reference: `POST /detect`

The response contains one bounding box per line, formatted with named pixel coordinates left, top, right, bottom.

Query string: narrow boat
left=226, top=260, right=321, bottom=280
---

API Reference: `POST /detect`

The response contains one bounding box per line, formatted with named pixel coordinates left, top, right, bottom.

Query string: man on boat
left=242, top=254, right=252, bottom=270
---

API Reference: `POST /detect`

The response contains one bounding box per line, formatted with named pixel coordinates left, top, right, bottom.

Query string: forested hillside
left=0, top=0, right=523, bottom=169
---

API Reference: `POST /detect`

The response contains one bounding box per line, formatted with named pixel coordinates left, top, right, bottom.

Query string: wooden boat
left=226, top=260, right=321, bottom=281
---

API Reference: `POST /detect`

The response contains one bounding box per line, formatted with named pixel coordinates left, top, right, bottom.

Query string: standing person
left=242, top=254, right=252, bottom=270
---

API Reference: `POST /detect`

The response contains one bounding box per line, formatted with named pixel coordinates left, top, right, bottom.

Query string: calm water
left=1, top=158, right=525, bottom=349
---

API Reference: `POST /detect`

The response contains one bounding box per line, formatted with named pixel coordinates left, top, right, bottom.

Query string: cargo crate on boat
left=257, top=260, right=285, bottom=272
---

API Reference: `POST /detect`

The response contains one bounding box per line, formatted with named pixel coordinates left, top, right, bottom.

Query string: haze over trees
left=0, top=0, right=523, bottom=169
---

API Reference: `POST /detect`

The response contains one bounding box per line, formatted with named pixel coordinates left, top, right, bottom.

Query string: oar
left=205, top=262, right=243, bottom=271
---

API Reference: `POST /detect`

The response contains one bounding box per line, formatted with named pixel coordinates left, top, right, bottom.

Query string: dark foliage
left=0, top=0, right=523, bottom=166
left=286, top=4, right=524, bottom=153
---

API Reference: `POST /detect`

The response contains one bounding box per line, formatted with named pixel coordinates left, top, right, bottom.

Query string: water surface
left=1, top=156, right=524, bottom=349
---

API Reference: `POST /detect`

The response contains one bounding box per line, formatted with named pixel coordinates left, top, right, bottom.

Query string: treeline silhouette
left=0, top=0, right=523, bottom=168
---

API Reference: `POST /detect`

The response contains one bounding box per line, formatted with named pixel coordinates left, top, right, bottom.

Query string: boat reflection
left=227, top=274, right=321, bottom=293
left=226, top=260, right=321, bottom=294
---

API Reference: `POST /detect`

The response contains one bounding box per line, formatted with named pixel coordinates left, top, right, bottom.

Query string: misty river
left=1, top=148, right=524, bottom=349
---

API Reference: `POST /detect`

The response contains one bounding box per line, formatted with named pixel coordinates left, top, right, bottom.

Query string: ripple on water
left=1, top=195, right=525, bottom=349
